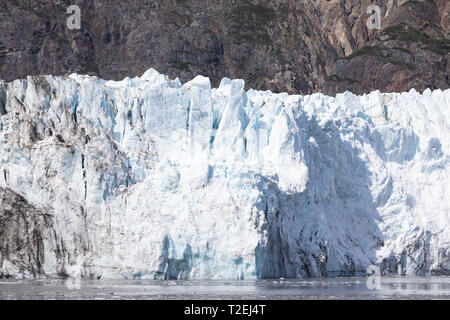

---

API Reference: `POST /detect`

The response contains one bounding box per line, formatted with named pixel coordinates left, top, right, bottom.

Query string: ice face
left=0, top=69, right=448, bottom=280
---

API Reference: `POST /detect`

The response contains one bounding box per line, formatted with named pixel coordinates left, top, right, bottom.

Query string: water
left=0, top=277, right=449, bottom=300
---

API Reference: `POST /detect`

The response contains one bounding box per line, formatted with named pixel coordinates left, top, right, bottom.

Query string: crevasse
left=0, top=68, right=448, bottom=279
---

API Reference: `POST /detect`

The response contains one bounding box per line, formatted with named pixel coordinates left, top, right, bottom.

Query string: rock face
left=0, top=69, right=448, bottom=279
left=0, top=0, right=448, bottom=95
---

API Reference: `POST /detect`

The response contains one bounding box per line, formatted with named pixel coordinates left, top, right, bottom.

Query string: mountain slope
left=0, top=0, right=448, bottom=95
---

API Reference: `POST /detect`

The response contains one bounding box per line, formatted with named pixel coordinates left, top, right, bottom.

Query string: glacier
left=0, top=68, right=448, bottom=280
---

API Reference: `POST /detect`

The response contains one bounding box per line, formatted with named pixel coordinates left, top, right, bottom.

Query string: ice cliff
left=0, top=69, right=448, bottom=279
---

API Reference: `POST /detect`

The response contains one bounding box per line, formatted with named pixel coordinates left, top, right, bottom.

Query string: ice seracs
left=0, top=68, right=448, bottom=279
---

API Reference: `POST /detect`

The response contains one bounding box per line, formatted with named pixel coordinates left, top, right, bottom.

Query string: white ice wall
left=0, top=69, right=448, bottom=279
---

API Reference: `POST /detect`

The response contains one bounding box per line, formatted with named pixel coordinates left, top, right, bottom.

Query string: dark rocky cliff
left=0, top=0, right=448, bottom=95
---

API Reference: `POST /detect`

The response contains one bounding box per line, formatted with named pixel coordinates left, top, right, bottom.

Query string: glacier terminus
left=0, top=69, right=448, bottom=280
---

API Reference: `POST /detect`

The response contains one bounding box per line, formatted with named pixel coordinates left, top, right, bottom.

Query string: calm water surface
left=0, top=277, right=449, bottom=300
